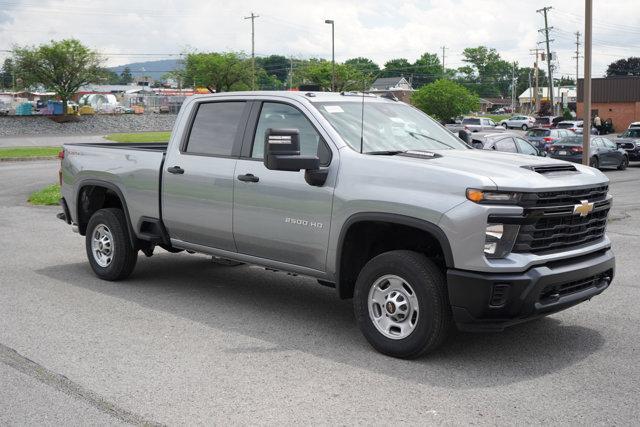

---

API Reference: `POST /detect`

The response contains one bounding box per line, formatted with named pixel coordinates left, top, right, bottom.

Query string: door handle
left=167, top=166, right=184, bottom=174
left=237, top=173, right=259, bottom=183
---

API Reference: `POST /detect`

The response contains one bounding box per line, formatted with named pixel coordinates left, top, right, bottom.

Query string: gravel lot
left=0, top=160, right=638, bottom=424
left=0, top=114, right=176, bottom=137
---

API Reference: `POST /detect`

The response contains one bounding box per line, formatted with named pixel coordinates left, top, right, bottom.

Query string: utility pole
left=244, top=12, right=259, bottom=90
left=289, top=56, right=293, bottom=90
left=441, top=46, right=447, bottom=77
left=529, top=48, right=542, bottom=113
left=528, top=70, right=533, bottom=114
left=537, top=6, right=555, bottom=115
left=511, top=61, right=517, bottom=113
left=325, top=19, right=335, bottom=91
left=572, top=31, right=582, bottom=83
left=583, top=0, right=592, bottom=165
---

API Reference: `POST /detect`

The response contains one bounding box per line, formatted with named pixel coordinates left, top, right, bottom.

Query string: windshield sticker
left=323, top=105, right=344, bottom=113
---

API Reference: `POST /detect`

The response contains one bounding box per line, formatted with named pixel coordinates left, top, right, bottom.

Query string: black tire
left=354, top=250, right=452, bottom=359
left=618, top=156, right=629, bottom=170
left=85, top=208, right=137, bottom=281
left=502, top=123, right=508, bottom=129
left=521, top=124, right=528, bottom=131
left=589, top=156, right=599, bottom=169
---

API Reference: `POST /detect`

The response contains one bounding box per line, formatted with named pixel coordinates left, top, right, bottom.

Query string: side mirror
left=264, top=128, right=320, bottom=172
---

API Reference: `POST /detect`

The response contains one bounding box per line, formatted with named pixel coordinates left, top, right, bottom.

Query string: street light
left=325, top=19, right=335, bottom=91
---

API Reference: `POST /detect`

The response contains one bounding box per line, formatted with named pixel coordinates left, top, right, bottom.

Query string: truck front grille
left=511, top=186, right=610, bottom=254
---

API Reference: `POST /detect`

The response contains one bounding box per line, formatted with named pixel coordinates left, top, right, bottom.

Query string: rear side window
left=185, top=102, right=246, bottom=156
left=494, top=138, right=518, bottom=153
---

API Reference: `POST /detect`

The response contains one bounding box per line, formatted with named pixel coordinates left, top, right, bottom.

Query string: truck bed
left=61, top=141, right=167, bottom=231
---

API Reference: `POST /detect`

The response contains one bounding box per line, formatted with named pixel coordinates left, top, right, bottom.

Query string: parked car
left=533, top=116, right=563, bottom=128
left=557, top=120, right=598, bottom=135
left=57, top=91, right=615, bottom=358
left=445, top=117, right=502, bottom=133
left=615, top=128, right=640, bottom=161
left=628, top=121, right=640, bottom=130
left=499, top=115, right=536, bottom=130
left=525, top=128, right=574, bottom=151
left=470, top=132, right=546, bottom=156
left=0, top=102, right=9, bottom=116
left=548, top=135, right=629, bottom=169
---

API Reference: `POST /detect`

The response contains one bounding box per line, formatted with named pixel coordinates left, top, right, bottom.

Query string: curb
left=0, top=156, right=58, bottom=162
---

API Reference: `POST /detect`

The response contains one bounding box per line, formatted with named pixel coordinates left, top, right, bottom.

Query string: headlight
left=484, top=223, right=520, bottom=258
left=467, top=189, right=521, bottom=204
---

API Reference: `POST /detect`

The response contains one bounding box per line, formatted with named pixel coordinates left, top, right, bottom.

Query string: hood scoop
left=522, top=164, right=578, bottom=174
left=398, top=150, right=442, bottom=160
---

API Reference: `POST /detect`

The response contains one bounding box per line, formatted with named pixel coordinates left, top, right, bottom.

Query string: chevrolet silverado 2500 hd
left=58, top=92, right=615, bottom=358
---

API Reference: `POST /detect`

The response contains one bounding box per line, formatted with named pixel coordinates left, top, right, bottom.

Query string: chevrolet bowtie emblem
left=573, top=200, right=594, bottom=217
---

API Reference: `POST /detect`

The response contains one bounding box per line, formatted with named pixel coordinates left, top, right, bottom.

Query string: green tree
left=183, top=52, right=252, bottom=92
left=119, top=66, right=133, bottom=85
left=460, top=46, right=513, bottom=97
left=255, top=55, right=289, bottom=83
left=381, top=58, right=411, bottom=78
left=556, top=75, right=576, bottom=86
left=1, top=58, right=14, bottom=89
left=299, top=60, right=371, bottom=92
left=606, top=57, right=640, bottom=76
left=411, top=52, right=442, bottom=88
left=412, top=79, right=479, bottom=122
left=344, top=57, right=380, bottom=76
left=13, top=39, right=103, bottom=115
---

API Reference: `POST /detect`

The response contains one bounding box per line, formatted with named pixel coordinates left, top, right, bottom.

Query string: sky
left=0, top=0, right=639, bottom=79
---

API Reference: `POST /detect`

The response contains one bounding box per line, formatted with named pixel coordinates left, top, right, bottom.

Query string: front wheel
left=618, top=156, right=629, bottom=170
left=354, top=250, right=452, bottom=359
left=521, top=124, right=528, bottom=131
left=86, top=208, right=138, bottom=281
left=589, top=157, right=600, bottom=169
left=502, top=123, right=508, bottom=129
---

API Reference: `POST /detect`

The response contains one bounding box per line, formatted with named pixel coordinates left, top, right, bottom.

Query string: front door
left=162, top=100, right=250, bottom=250
left=233, top=101, right=336, bottom=272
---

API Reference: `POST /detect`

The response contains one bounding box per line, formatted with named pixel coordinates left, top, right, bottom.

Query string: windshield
left=314, top=101, right=469, bottom=153
left=621, top=129, right=640, bottom=138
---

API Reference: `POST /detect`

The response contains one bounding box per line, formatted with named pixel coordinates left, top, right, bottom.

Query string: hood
left=389, top=149, right=608, bottom=191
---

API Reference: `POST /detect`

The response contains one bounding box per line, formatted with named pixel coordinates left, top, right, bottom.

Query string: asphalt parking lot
left=1, top=160, right=639, bottom=425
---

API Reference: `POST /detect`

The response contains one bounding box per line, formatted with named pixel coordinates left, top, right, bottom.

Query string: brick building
left=577, top=76, right=640, bottom=132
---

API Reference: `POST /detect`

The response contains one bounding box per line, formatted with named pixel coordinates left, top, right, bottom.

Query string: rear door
left=162, top=99, right=250, bottom=250
left=494, top=137, right=518, bottom=153
left=233, top=100, right=336, bottom=272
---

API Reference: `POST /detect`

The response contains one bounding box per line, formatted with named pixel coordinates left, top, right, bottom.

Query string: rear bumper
left=447, top=249, right=614, bottom=332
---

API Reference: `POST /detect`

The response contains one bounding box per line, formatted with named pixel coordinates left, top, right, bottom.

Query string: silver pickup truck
left=58, top=91, right=615, bottom=358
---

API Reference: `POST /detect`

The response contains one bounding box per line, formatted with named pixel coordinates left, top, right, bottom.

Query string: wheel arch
left=76, top=179, right=136, bottom=247
left=335, top=212, right=454, bottom=299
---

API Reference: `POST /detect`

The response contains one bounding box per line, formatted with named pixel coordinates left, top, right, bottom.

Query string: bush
left=411, top=79, right=479, bottom=122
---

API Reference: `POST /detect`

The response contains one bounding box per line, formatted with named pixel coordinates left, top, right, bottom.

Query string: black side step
left=137, top=217, right=170, bottom=245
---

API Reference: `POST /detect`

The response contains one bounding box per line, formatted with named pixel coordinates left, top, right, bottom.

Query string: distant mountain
left=108, top=59, right=181, bottom=81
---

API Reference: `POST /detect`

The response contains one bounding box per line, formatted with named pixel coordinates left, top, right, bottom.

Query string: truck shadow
left=37, top=253, right=604, bottom=389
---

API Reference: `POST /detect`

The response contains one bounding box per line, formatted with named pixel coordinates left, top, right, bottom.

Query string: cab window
left=251, top=102, right=331, bottom=165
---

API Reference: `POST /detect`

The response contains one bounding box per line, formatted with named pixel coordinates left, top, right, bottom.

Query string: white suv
left=500, top=115, right=536, bottom=130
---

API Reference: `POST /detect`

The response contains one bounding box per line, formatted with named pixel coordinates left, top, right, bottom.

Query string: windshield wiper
left=365, top=150, right=406, bottom=155
left=407, top=131, right=456, bottom=149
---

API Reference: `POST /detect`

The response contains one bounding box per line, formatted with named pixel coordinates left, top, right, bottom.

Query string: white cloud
left=0, top=0, right=638, bottom=77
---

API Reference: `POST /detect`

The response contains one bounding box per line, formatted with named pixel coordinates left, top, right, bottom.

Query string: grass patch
left=0, top=146, right=60, bottom=159
left=105, top=131, right=171, bottom=143
left=28, top=184, right=61, bottom=206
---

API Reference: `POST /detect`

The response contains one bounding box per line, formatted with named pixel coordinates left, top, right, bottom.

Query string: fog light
left=485, top=223, right=519, bottom=259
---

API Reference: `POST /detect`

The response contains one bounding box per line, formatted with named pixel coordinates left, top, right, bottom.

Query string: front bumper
left=447, top=249, right=614, bottom=332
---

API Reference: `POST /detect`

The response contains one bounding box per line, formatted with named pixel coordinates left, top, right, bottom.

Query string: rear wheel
left=589, top=157, right=599, bottom=169
left=618, top=156, right=629, bottom=170
left=354, top=250, right=452, bottom=359
left=521, top=124, right=528, bottom=131
left=86, top=208, right=138, bottom=281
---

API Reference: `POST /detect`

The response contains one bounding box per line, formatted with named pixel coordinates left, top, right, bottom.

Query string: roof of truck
left=189, top=91, right=397, bottom=103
